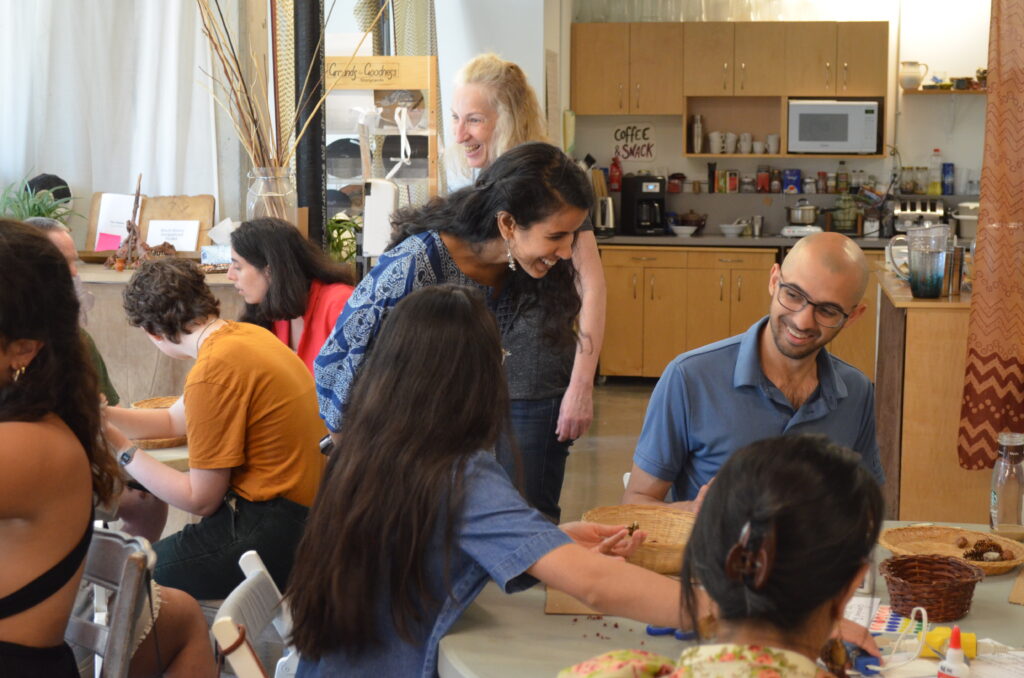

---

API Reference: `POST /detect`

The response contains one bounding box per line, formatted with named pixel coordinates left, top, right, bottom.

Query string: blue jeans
left=497, top=397, right=573, bottom=523
left=153, top=493, right=308, bottom=599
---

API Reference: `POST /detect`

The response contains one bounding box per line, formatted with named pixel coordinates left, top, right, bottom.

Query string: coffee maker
left=620, top=175, right=666, bottom=235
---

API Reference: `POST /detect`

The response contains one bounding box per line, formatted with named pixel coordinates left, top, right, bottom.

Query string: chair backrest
left=65, top=526, right=156, bottom=678
left=214, top=550, right=296, bottom=678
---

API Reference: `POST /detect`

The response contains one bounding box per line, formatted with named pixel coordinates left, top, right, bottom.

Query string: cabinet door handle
left=618, top=83, right=624, bottom=111
left=717, top=258, right=743, bottom=263
left=632, top=273, right=638, bottom=300
left=650, top=276, right=655, bottom=301
left=736, top=274, right=743, bottom=302
left=740, top=62, right=746, bottom=91
left=635, top=82, right=641, bottom=110
left=722, top=62, right=729, bottom=90
left=825, top=61, right=831, bottom=88
left=719, top=274, right=724, bottom=302
left=843, top=61, right=849, bottom=89
left=631, top=256, right=656, bottom=262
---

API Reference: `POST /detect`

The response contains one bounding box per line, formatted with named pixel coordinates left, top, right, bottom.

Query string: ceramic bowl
left=719, top=223, right=745, bottom=238
left=671, top=225, right=697, bottom=237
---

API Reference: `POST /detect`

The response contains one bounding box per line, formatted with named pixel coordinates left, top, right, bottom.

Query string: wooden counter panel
left=686, top=249, right=776, bottom=270
left=899, top=308, right=988, bottom=522
left=600, top=247, right=687, bottom=268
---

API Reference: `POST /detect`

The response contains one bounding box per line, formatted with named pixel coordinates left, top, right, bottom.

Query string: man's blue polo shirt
left=634, top=317, right=885, bottom=501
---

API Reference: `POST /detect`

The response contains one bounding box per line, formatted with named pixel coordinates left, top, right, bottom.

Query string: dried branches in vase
left=195, top=0, right=385, bottom=224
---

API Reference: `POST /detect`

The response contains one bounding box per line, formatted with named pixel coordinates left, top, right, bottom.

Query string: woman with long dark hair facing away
left=560, top=434, right=883, bottom=677
left=448, top=53, right=607, bottom=522
left=315, top=141, right=589, bottom=452
left=228, top=217, right=355, bottom=373
left=289, top=285, right=682, bottom=677
left=0, top=222, right=216, bottom=678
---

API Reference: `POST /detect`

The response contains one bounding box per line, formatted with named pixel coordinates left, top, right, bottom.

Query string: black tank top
left=0, top=515, right=93, bottom=619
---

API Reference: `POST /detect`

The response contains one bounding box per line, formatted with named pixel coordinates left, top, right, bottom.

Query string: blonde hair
left=449, top=53, right=549, bottom=179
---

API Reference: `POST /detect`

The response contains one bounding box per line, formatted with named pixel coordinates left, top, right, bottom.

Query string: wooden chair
left=65, top=526, right=157, bottom=678
left=212, top=550, right=297, bottom=678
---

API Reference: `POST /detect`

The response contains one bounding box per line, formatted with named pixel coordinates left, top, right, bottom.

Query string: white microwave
left=787, top=100, right=880, bottom=154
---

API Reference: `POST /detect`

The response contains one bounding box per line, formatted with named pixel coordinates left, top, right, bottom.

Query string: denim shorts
left=153, top=493, right=309, bottom=599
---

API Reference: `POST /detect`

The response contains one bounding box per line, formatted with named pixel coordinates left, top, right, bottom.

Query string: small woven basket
left=581, top=504, right=696, bottom=574
left=880, top=554, right=983, bottom=622
left=130, top=396, right=186, bottom=449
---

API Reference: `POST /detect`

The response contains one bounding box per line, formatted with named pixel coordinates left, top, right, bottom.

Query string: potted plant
left=0, top=178, right=77, bottom=223
left=325, top=212, right=361, bottom=264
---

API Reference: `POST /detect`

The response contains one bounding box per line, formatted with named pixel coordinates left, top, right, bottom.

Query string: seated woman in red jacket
left=228, top=218, right=355, bottom=373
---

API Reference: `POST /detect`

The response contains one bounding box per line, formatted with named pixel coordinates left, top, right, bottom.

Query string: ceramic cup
left=766, top=133, right=781, bottom=154
left=752, top=141, right=766, bottom=154
left=738, top=132, right=753, bottom=154
left=724, top=132, right=738, bottom=154
left=707, top=131, right=724, bottom=154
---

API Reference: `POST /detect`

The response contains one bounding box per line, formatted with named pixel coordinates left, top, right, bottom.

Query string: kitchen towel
left=958, top=0, right=1024, bottom=470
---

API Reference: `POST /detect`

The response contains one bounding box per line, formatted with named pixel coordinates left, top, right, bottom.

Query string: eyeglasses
left=775, top=276, right=850, bottom=328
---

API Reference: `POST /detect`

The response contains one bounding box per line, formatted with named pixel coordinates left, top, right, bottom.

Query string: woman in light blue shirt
left=289, top=285, right=683, bottom=677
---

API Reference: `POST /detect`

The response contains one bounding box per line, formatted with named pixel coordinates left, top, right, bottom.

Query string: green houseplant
left=0, top=178, right=77, bottom=223
left=325, top=213, right=361, bottom=264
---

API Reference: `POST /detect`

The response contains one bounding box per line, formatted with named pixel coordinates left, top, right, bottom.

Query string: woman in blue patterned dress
left=314, top=142, right=591, bottom=448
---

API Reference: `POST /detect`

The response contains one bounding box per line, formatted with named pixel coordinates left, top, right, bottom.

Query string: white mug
left=766, top=133, right=781, bottom=154
left=724, top=132, right=738, bottom=154
left=738, top=132, right=753, bottom=154
left=707, top=131, right=724, bottom=154
left=752, top=141, right=766, bottom=154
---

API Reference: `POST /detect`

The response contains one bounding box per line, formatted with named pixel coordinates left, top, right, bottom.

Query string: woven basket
left=581, top=504, right=696, bottom=574
left=879, top=525, right=1024, bottom=575
left=130, top=396, right=186, bottom=449
left=880, top=554, right=983, bottom=622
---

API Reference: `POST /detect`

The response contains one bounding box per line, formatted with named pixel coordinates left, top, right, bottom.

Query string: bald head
left=781, top=232, right=868, bottom=307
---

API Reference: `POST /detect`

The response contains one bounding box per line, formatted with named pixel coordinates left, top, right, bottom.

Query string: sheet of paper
left=844, top=595, right=880, bottom=627
left=971, top=651, right=1024, bottom=678
left=146, top=219, right=200, bottom=251
left=94, top=193, right=136, bottom=250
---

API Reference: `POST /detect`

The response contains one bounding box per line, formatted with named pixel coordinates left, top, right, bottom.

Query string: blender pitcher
left=886, top=224, right=950, bottom=298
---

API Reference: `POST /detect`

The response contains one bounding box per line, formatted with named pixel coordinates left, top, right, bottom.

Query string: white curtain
left=0, top=0, right=221, bottom=243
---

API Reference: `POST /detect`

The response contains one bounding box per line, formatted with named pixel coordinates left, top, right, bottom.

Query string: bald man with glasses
left=624, top=232, right=885, bottom=512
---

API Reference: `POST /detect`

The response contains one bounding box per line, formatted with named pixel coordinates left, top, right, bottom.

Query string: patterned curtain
left=958, top=0, right=1024, bottom=469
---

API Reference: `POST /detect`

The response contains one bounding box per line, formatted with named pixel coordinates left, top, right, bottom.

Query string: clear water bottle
left=990, top=432, right=1024, bottom=540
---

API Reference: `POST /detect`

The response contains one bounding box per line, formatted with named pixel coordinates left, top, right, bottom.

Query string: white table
left=146, top=444, right=190, bottom=471
left=438, top=523, right=1024, bottom=677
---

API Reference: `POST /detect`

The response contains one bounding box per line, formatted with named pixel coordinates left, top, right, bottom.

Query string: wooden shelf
left=902, top=88, right=987, bottom=95
left=686, top=153, right=886, bottom=159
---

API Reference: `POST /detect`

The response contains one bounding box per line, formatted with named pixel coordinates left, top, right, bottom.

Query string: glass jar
left=991, top=432, right=1024, bottom=540
left=247, top=167, right=299, bottom=226
left=915, top=167, right=929, bottom=195
left=900, top=167, right=917, bottom=194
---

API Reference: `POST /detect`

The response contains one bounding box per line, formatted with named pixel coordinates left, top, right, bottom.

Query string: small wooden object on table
left=130, top=396, right=186, bottom=449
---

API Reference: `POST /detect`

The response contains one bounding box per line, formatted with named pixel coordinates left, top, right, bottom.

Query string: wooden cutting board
left=544, top=586, right=600, bottom=616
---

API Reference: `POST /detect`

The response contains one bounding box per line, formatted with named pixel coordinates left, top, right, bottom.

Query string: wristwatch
left=118, top=445, right=139, bottom=467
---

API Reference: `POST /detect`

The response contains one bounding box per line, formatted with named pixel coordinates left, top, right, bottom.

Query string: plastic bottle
left=837, top=160, right=849, bottom=193
left=928, top=149, right=944, bottom=195
left=609, top=157, right=622, bottom=192
left=990, top=432, right=1024, bottom=540
left=936, top=626, right=971, bottom=678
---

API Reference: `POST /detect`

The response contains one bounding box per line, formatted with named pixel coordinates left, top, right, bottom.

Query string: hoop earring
left=12, top=365, right=26, bottom=383
left=505, top=239, right=517, bottom=271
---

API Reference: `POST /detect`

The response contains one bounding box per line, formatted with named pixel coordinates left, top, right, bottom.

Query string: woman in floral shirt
left=562, top=434, right=883, bottom=678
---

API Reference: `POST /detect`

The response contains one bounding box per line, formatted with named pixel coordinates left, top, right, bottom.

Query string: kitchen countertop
left=878, top=269, right=972, bottom=309
left=78, top=261, right=233, bottom=285
left=598, top=234, right=890, bottom=249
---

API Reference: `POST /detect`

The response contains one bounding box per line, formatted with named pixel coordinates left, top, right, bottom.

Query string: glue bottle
left=936, top=626, right=970, bottom=678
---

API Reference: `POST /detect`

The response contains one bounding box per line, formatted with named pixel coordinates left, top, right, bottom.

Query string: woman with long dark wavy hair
left=289, top=285, right=681, bottom=677
left=228, top=217, right=355, bottom=373
left=0, top=221, right=120, bottom=674
left=314, top=141, right=588, bottom=442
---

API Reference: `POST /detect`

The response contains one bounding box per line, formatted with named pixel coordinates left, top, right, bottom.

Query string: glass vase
left=246, top=167, right=299, bottom=225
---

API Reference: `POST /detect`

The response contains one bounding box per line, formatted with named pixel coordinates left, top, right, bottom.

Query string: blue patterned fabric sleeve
left=314, top=234, right=441, bottom=432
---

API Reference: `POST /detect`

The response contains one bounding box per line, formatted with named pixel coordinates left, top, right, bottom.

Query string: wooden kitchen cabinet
left=601, top=247, right=776, bottom=378
left=829, top=250, right=884, bottom=381
left=571, top=22, right=682, bottom=115
left=785, top=22, right=838, bottom=96
left=600, top=248, right=688, bottom=377
left=734, top=23, right=787, bottom=96
left=683, top=22, right=734, bottom=95
left=571, top=23, right=631, bottom=114
left=836, top=22, right=888, bottom=96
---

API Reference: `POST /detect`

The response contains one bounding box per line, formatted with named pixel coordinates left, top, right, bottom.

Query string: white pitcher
left=899, top=61, right=929, bottom=91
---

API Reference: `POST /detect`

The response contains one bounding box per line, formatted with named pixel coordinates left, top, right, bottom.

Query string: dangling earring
left=12, top=365, right=26, bottom=383
left=505, top=239, right=517, bottom=271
